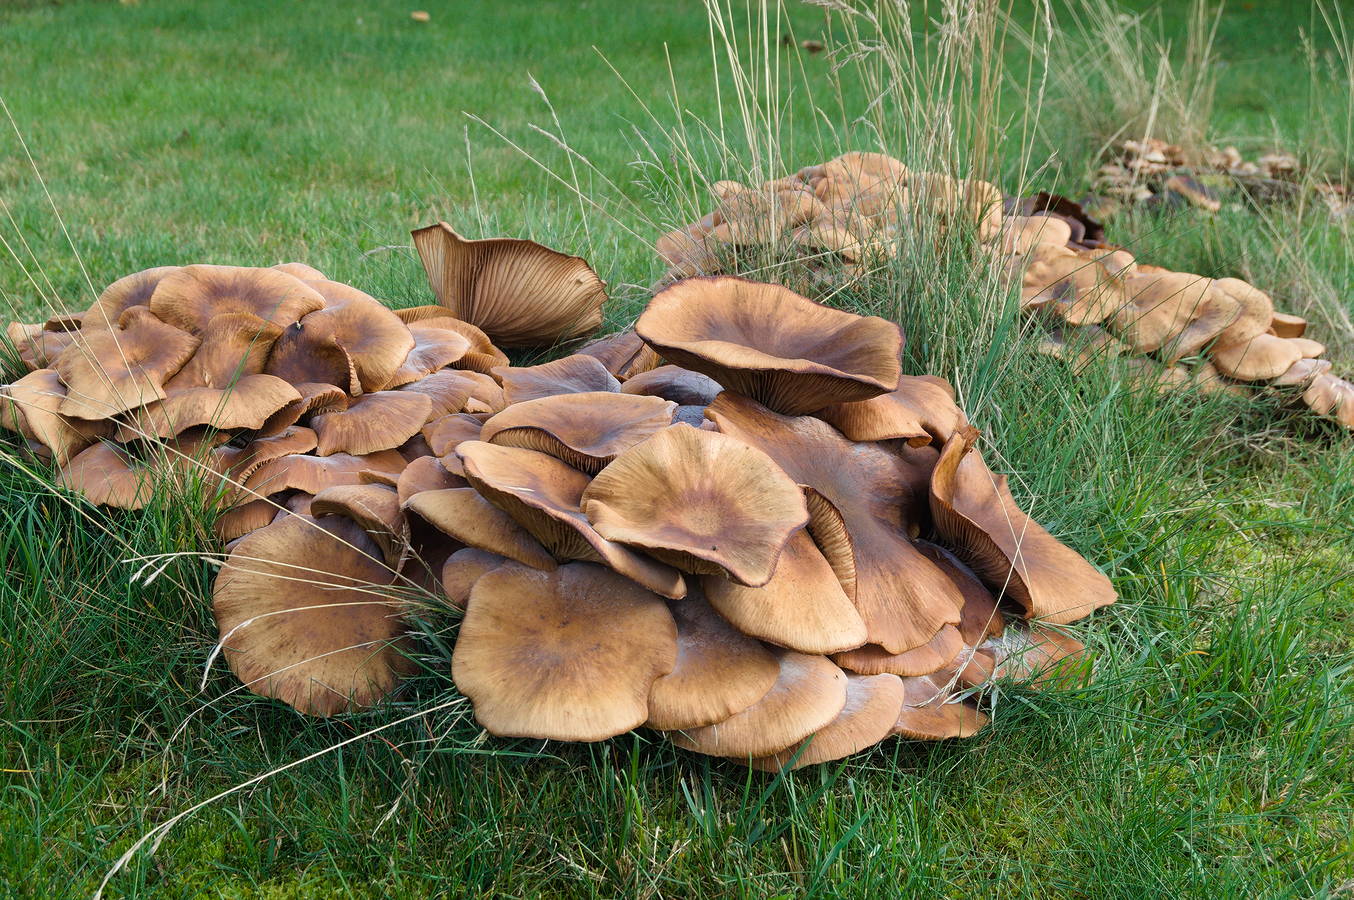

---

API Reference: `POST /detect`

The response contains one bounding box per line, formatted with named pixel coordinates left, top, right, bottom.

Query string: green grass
left=2, top=0, right=1352, bottom=897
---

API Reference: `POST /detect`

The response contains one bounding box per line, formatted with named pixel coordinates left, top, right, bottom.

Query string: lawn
left=1, top=0, right=1351, bottom=897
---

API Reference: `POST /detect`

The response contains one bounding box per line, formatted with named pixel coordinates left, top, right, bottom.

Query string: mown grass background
left=1, top=0, right=1351, bottom=897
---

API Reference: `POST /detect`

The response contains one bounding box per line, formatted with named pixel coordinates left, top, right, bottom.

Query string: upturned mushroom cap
left=891, top=674, right=989, bottom=740
left=403, top=487, right=557, bottom=570
left=702, top=529, right=867, bottom=654
left=264, top=313, right=362, bottom=394
left=456, top=440, right=687, bottom=598
left=163, top=312, right=284, bottom=391
left=618, top=365, right=724, bottom=406
left=750, top=672, right=906, bottom=770
left=832, top=625, right=963, bottom=677
left=57, top=441, right=154, bottom=508
left=645, top=591, right=781, bottom=731
left=581, top=424, right=809, bottom=586
left=667, top=651, right=848, bottom=758
left=577, top=329, right=663, bottom=380
left=412, top=222, right=606, bottom=347
left=706, top=392, right=963, bottom=654
left=478, top=392, right=677, bottom=474
left=243, top=448, right=406, bottom=498
left=213, top=514, right=412, bottom=716
left=149, top=265, right=326, bottom=334
left=55, top=306, right=201, bottom=419
left=0, top=368, right=107, bottom=464
left=294, top=281, right=416, bottom=392
left=929, top=426, right=1117, bottom=624
left=310, top=391, right=433, bottom=456
left=636, top=277, right=902, bottom=415
left=397, top=370, right=488, bottom=421
left=452, top=561, right=677, bottom=740
left=78, top=266, right=180, bottom=332
left=311, top=483, right=407, bottom=567
left=816, top=375, right=967, bottom=446
left=214, top=497, right=285, bottom=542
left=1208, top=333, right=1304, bottom=382
left=493, top=354, right=621, bottom=405
left=915, top=539, right=1004, bottom=644
left=1018, top=244, right=1127, bottom=324
left=440, top=547, right=507, bottom=609
left=113, top=374, right=302, bottom=442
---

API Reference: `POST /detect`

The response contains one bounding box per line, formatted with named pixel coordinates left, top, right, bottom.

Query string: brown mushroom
left=403, top=487, right=556, bottom=570
left=891, top=674, right=989, bottom=740
left=383, top=320, right=473, bottom=388
left=618, top=365, right=724, bottom=406
left=78, top=266, right=180, bottom=332
left=311, top=483, right=408, bottom=568
left=57, top=441, right=154, bottom=508
left=577, top=329, right=663, bottom=380
left=478, top=392, right=676, bottom=474
left=750, top=672, right=906, bottom=770
left=395, top=454, right=467, bottom=504
left=243, top=448, right=406, bottom=498
left=0, top=368, right=107, bottom=464
left=55, top=306, right=201, bottom=419
left=831, top=626, right=963, bottom=678
left=264, top=314, right=362, bottom=395
left=422, top=412, right=484, bottom=457
left=292, top=280, right=416, bottom=392
left=493, top=354, right=621, bottom=405
left=113, top=374, right=301, bottom=442
left=163, top=312, right=284, bottom=391
left=440, top=547, right=507, bottom=609
left=149, top=265, right=326, bottom=334
left=817, top=374, right=967, bottom=445
left=1208, top=333, right=1304, bottom=382
left=310, top=391, right=433, bottom=456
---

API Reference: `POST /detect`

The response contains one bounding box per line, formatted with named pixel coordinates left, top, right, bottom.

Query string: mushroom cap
left=403, top=487, right=557, bottom=570
left=163, top=312, right=284, bottom=391
left=456, top=440, right=687, bottom=598
left=581, top=424, right=809, bottom=586
left=1018, top=244, right=1127, bottom=324
left=832, top=625, right=963, bottom=677
left=985, top=624, right=1091, bottom=686
left=619, top=365, right=724, bottom=406
left=243, top=448, right=406, bottom=498
left=311, top=483, right=408, bottom=568
left=1110, top=271, right=1237, bottom=358
left=396, top=454, right=467, bottom=504
left=667, top=651, right=848, bottom=758
left=0, top=368, right=107, bottom=464
left=226, top=425, right=320, bottom=484
left=929, top=426, right=1117, bottom=624
left=451, top=561, right=677, bottom=741
left=296, top=281, right=416, bottom=391
left=1301, top=373, right=1354, bottom=427
left=384, top=320, right=473, bottom=388
left=113, top=374, right=301, bottom=442
left=891, top=674, right=989, bottom=740
left=78, top=266, right=180, bottom=332
left=1208, top=333, right=1304, bottom=382
left=422, top=412, right=484, bottom=457
left=7, top=322, right=74, bottom=372
left=55, top=306, right=201, bottom=419
left=750, top=672, right=906, bottom=770
left=272, top=262, right=328, bottom=281
left=817, top=374, right=967, bottom=445
left=577, top=329, right=663, bottom=380
left=213, top=513, right=411, bottom=716
left=997, top=215, right=1073, bottom=255
left=149, top=265, right=326, bottom=334
left=214, top=497, right=285, bottom=543
left=493, top=354, right=621, bottom=405
left=264, top=315, right=361, bottom=394
left=636, top=276, right=902, bottom=415
left=1211, top=278, right=1276, bottom=348
left=645, top=591, right=781, bottom=731
left=479, top=392, right=677, bottom=474
left=702, top=528, right=867, bottom=654
left=412, top=222, right=606, bottom=347
left=310, top=391, right=433, bottom=456
left=441, top=547, right=507, bottom=609
left=1269, top=312, right=1307, bottom=339
left=57, top=441, right=154, bottom=508
left=398, top=370, right=489, bottom=421
left=1288, top=337, right=1326, bottom=359
left=706, top=392, right=963, bottom=654
left=387, top=313, right=508, bottom=375
left=915, top=539, right=1004, bottom=644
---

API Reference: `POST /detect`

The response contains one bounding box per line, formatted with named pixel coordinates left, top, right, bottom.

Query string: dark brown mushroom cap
left=581, top=424, right=809, bottom=586
left=149, top=265, right=326, bottom=334
left=645, top=591, right=781, bottom=731
left=478, top=392, right=677, bottom=474
left=891, top=674, right=989, bottom=740
left=451, top=561, right=677, bottom=741
left=706, top=392, right=963, bottom=654
left=54, top=306, right=201, bottom=419
left=750, top=672, right=906, bottom=770
left=0, top=368, right=107, bottom=464
left=577, top=329, right=663, bottom=380
left=832, top=625, right=963, bottom=678
left=493, top=354, right=621, bottom=405
left=57, top=441, right=154, bottom=508
left=264, top=314, right=362, bottom=395
left=311, top=483, right=408, bottom=568
left=817, top=374, right=967, bottom=445
left=441, top=547, right=507, bottom=609
left=412, top=222, right=607, bottom=348
left=929, top=426, right=1117, bottom=624
left=403, top=487, right=557, bottom=570
left=243, top=448, right=405, bottom=498
left=213, top=514, right=412, bottom=716
left=456, top=440, right=686, bottom=598
left=164, top=312, right=284, bottom=391
left=384, top=321, right=473, bottom=388
left=636, top=277, right=902, bottom=415
left=294, top=281, right=416, bottom=392
left=668, top=651, right=848, bottom=758
left=422, top=412, right=484, bottom=457
left=310, top=391, right=433, bottom=456
left=113, top=374, right=301, bottom=442
left=78, top=266, right=180, bottom=332
left=619, top=365, right=724, bottom=406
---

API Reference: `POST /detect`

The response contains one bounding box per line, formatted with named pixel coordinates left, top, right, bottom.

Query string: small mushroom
left=422, top=412, right=485, bottom=457
left=383, top=320, right=473, bottom=388
left=816, top=374, right=967, bottom=446
left=163, top=312, right=284, bottom=391
left=292, top=281, right=416, bottom=392
left=403, top=487, right=557, bottom=570
left=395, top=454, right=466, bottom=504
left=77, top=266, right=180, bottom=332
left=440, top=547, right=507, bottom=609
left=57, top=441, right=154, bottom=508
left=0, top=368, right=108, bottom=464
left=831, top=626, right=963, bottom=678
left=243, top=448, right=406, bottom=498
left=891, top=674, right=989, bottom=740
left=577, top=329, right=663, bottom=380
left=618, top=365, right=724, bottom=406
left=1208, top=333, right=1305, bottom=382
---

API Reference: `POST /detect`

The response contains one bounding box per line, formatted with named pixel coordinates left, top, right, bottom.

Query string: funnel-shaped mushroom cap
left=645, top=592, right=781, bottom=731
left=1018, top=244, right=1127, bottom=323
left=581, top=424, right=809, bottom=586
left=702, top=529, right=867, bottom=654
left=311, top=483, right=407, bottom=568
left=817, top=375, right=967, bottom=446
left=930, top=426, right=1116, bottom=624
left=404, top=487, right=556, bottom=570
left=78, top=266, right=180, bottom=332
left=1269, top=312, right=1307, bottom=339
left=412, top=222, right=606, bottom=347
left=0, top=369, right=107, bottom=464
left=577, top=329, right=663, bottom=380
left=311, top=391, right=432, bottom=456
left=55, top=306, right=201, bottom=419
left=294, top=281, right=416, bottom=392
left=832, top=625, right=963, bottom=678
left=452, top=561, right=676, bottom=740
left=637, top=277, right=901, bottom=415
left=750, top=672, right=906, bottom=770
left=1302, top=373, right=1354, bottom=427
left=668, top=651, right=848, bottom=758
left=422, top=412, right=484, bottom=457
left=619, top=365, right=724, bottom=406
left=384, top=320, right=473, bottom=388
left=1110, top=271, right=1238, bottom=358
left=1211, top=278, right=1276, bottom=348
left=891, top=674, right=989, bottom=740
left=114, top=374, right=301, bottom=442
left=479, top=392, right=677, bottom=474
left=58, top=442, right=153, bottom=508
left=1209, top=333, right=1304, bottom=382
left=494, top=354, right=621, bottom=405
left=396, top=454, right=466, bottom=504
left=272, top=262, right=327, bottom=281
left=164, top=313, right=284, bottom=391
left=149, top=265, right=325, bottom=334
left=441, top=547, right=507, bottom=609
left=226, top=425, right=319, bottom=483
left=457, top=441, right=687, bottom=598
left=244, top=449, right=405, bottom=498
left=213, top=514, right=411, bottom=716
left=706, top=393, right=963, bottom=654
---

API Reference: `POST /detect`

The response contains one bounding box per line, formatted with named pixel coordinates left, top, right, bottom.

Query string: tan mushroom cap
left=645, top=591, right=781, bottom=731
left=706, top=393, right=963, bottom=654
left=582, top=424, right=809, bottom=586
left=422, top=412, right=484, bottom=457
left=1209, top=333, right=1304, bottom=382
left=214, top=497, right=285, bottom=542
left=817, top=374, right=967, bottom=446
left=0, top=368, right=107, bottom=464
left=113, top=374, right=301, bottom=442
left=310, top=391, right=432, bottom=456
left=225, top=425, right=320, bottom=483
left=1017, top=244, right=1127, bottom=323
left=891, top=674, right=989, bottom=740
left=296, top=281, right=416, bottom=392
left=55, top=306, right=201, bottom=419
left=636, top=277, right=902, bottom=415
left=311, top=483, right=407, bottom=568
left=1210, top=278, right=1276, bottom=348
left=388, top=312, right=508, bottom=375
left=57, top=442, right=154, bottom=508
left=243, top=448, right=405, bottom=499
left=930, top=426, right=1117, bottom=624
left=832, top=625, right=963, bottom=677
left=457, top=440, right=687, bottom=599
left=452, top=561, right=677, bottom=740
left=494, top=354, right=621, bottom=406
left=412, top=221, right=607, bottom=347
left=404, top=487, right=556, bottom=570
left=1288, top=337, right=1326, bottom=359
left=619, top=365, right=724, bottom=406
left=1269, top=312, right=1307, bottom=339
left=1271, top=357, right=1331, bottom=389
left=1110, top=271, right=1237, bottom=358
left=398, top=370, right=485, bottom=421
left=668, top=651, right=848, bottom=758
left=150, top=265, right=325, bottom=334
left=997, top=215, right=1073, bottom=255
left=702, top=529, right=867, bottom=654
left=6, top=322, right=74, bottom=372
left=915, top=539, right=1004, bottom=644
left=479, top=392, right=677, bottom=474
left=1301, top=373, right=1354, bottom=427
left=750, top=672, right=906, bottom=771
left=577, top=329, right=663, bottom=380
left=213, top=514, right=412, bottom=716
left=78, top=266, right=180, bottom=332
left=396, top=454, right=466, bottom=504
left=441, top=547, right=507, bottom=609
left=272, top=262, right=328, bottom=281
left=384, top=320, right=473, bottom=388
left=164, top=312, right=284, bottom=391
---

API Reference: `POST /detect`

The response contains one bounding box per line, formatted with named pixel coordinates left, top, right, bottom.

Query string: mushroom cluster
left=213, top=274, right=1117, bottom=767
